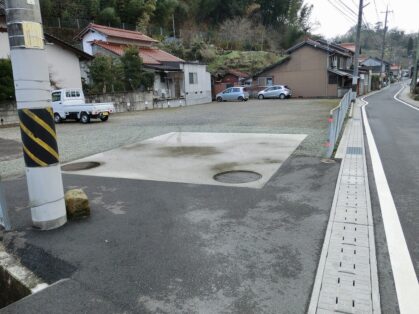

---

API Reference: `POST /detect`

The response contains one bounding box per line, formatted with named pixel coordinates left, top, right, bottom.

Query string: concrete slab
left=62, top=132, right=306, bottom=189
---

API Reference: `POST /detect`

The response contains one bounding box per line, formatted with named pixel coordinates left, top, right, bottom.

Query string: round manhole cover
left=213, top=170, right=262, bottom=184
left=61, top=161, right=101, bottom=171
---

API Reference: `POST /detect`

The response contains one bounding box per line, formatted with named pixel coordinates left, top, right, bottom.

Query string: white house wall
left=45, top=43, right=82, bottom=89
left=181, top=63, right=212, bottom=105
left=1, top=31, right=83, bottom=90
left=82, top=31, right=107, bottom=55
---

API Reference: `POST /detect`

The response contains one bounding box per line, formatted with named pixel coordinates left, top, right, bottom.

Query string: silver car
left=216, top=87, right=249, bottom=102
left=258, top=85, right=292, bottom=99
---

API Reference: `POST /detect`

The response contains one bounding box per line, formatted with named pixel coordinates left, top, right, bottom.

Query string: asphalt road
left=2, top=156, right=340, bottom=313
left=365, top=83, right=419, bottom=279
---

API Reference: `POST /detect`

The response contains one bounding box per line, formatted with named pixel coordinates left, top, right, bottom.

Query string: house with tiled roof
left=76, top=23, right=211, bottom=104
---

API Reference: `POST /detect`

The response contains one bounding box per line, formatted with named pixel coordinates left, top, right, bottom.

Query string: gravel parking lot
left=0, top=98, right=338, bottom=178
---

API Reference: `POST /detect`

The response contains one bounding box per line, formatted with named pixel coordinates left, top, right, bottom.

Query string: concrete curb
left=394, top=84, right=419, bottom=109
left=0, top=242, right=48, bottom=307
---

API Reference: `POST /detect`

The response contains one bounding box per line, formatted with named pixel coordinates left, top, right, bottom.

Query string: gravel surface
left=0, top=98, right=338, bottom=178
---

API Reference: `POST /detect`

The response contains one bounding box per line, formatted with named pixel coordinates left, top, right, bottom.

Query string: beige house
left=253, top=39, right=356, bottom=98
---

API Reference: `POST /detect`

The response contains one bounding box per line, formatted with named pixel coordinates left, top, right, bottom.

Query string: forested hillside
left=40, top=0, right=313, bottom=51
left=335, top=24, right=415, bottom=67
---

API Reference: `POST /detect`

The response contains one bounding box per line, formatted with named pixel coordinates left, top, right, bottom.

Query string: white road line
left=393, top=84, right=419, bottom=111
left=361, top=94, right=419, bottom=314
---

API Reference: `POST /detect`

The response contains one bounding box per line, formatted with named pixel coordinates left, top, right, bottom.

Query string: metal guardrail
left=326, top=91, right=357, bottom=157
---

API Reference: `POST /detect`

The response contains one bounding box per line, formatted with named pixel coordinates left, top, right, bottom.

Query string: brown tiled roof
left=91, top=40, right=184, bottom=65
left=287, top=39, right=351, bottom=57
left=340, top=43, right=356, bottom=53
left=76, top=23, right=158, bottom=43
left=227, top=69, right=249, bottom=78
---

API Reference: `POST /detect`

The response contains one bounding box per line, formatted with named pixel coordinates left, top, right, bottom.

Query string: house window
left=328, top=73, right=338, bottom=84
left=330, top=56, right=337, bottom=68
left=258, top=77, right=273, bottom=86
left=189, top=72, right=198, bottom=84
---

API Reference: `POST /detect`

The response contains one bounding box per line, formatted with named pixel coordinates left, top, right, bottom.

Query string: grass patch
left=208, top=50, right=284, bottom=75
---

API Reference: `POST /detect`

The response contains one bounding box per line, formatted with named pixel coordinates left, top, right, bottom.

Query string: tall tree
left=407, top=37, right=414, bottom=56
left=0, top=59, right=15, bottom=102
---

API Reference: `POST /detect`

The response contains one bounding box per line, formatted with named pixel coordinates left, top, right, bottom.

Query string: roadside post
left=0, top=176, right=11, bottom=231
left=5, top=0, right=67, bottom=230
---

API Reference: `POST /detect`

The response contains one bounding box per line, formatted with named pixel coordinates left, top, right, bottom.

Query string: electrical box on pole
left=5, top=0, right=67, bottom=230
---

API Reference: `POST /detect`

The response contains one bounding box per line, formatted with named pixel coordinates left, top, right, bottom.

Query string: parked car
left=257, top=85, right=292, bottom=99
left=216, top=87, right=249, bottom=102
left=52, top=89, right=115, bottom=124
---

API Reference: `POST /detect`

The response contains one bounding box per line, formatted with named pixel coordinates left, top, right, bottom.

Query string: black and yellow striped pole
left=6, top=0, right=67, bottom=230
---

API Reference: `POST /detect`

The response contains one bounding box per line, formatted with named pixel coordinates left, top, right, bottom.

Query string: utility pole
left=5, top=0, right=67, bottom=230
left=172, top=14, right=176, bottom=38
left=379, top=6, right=393, bottom=87
left=352, top=0, right=364, bottom=93
left=411, top=31, right=419, bottom=93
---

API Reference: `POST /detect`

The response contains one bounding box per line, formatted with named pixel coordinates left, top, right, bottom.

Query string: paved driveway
left=0, top=98, right=338, bottom=178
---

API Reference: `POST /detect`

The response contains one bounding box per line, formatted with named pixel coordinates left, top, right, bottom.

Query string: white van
left=51, top=89, right=115, bottom=124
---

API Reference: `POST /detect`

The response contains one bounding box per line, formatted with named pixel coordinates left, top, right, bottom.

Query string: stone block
left=64, top=189, right=90, bottom=219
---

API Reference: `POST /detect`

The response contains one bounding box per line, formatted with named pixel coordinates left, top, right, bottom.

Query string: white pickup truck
left=51, top=88, right=115, bottom=124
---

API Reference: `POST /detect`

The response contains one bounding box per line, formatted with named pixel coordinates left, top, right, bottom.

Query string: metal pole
left=352, top=0, right=364, bottom=94
left=5, top=0, right=67, bottom=230
left=0, top=176, right=11, bottom=230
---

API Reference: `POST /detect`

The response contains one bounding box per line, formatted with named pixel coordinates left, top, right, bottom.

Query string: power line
left=372, top=0, right=380, bottom=20
left=327, top=0, right=357, bottom=24
left=336, top=0, right=358, bottom=18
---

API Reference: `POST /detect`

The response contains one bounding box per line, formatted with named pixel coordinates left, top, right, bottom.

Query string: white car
left=52, top=89, right=115, bottom=124
left=258, top=85, right=292, bottom=99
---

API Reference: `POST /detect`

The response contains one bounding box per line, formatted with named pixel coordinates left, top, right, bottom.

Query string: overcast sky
left=306, top=0, right=419, bottom=39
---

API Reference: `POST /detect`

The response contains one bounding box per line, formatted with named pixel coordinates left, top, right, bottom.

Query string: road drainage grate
left=61, top=162, right=101, bottom=171
left=346, top=147, right=363, bottom=155
left=213, top=170, right=262, bottom=184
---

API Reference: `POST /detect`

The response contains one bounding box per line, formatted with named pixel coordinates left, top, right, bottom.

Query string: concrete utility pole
left=352, top=0, right=364, bottom=93
left=379, top=6, right=393, bottom=87
left=411, top=32, right=419, bottom=93
left=5, top=0, right=67, bottom=230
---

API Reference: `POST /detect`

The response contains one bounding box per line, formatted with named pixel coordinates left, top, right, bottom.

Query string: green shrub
left=0, top=59, right=15, bottom=102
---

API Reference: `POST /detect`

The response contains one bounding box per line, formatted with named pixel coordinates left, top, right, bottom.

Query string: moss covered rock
left=64, top=189, right=90, bottom=219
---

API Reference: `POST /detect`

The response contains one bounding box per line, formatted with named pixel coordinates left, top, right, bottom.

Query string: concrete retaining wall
left=86, top=91, right=154, bottom=112
left=0, top=102, right=18, bottom=126
left=0, top=91, right=212, bottom=126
